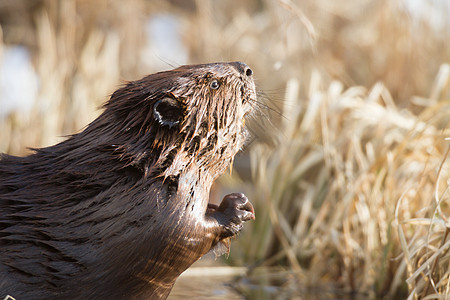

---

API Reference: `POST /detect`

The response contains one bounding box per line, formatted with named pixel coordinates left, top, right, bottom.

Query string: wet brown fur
left=0, top=62, right=256, bottom=299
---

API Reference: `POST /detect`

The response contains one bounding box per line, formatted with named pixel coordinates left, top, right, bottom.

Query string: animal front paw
left=212, top=193, right=255, bottom=238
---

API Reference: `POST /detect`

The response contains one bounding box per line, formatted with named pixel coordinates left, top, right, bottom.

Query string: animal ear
left=153, top=97, right=183, bottom=128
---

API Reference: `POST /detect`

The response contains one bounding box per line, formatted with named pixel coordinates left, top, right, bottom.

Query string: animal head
left=99, top=62, right=256, bottom=179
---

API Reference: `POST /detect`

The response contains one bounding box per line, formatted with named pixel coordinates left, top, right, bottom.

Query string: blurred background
left=0, top=0, right=449, bottom=299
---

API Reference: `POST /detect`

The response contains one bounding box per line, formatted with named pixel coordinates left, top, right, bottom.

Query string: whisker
left=250, top=94, right=286, bottom=120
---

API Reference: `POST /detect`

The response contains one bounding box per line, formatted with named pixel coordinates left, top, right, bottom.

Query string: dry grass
left=0, top=0, right=146, bottom=153
left=0, top=0, right=449, bottom=298
left=232, top=69, right=449, bottom=298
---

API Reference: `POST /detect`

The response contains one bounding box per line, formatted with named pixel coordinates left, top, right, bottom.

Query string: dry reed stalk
left=0, top=0, right=144, bottom=154
left=0, top=0, right=449, bottom=297
left=235, top=67, right=449, bottom=297
left=1, top=0, right=449, bottom=153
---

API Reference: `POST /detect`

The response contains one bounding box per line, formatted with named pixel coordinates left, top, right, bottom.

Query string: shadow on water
left=169, top=255, right=370, bottom=300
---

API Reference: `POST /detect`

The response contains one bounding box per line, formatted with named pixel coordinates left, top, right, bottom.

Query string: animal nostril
left=245, top=68, right=253, bottom=76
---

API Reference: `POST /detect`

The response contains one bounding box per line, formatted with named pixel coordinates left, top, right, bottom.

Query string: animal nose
left=231, top=62, right=253, bottom=77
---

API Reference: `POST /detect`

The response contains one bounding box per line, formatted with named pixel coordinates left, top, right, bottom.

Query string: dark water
left=169, top=272, right=243, bottom=299
left=169, top=254, right=244, bottom=300
left=169, top=255, right=369, bottom=300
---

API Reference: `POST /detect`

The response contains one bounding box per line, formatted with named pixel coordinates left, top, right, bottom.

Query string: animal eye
left=210, top=80, right=220, bottom=90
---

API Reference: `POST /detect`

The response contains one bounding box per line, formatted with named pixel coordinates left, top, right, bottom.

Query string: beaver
left=0, top=62, right=256, bottom=299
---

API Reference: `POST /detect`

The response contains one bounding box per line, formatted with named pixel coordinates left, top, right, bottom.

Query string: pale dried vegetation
left=235, top=73, right=449, bottom=299
left=0, top=0, right=449, bottom=299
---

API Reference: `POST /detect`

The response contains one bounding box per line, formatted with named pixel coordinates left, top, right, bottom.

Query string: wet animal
left=0, top=62, right=256, bottom=299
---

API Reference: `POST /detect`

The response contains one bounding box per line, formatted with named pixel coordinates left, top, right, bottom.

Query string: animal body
left=0, top=62, right=256, bottom=299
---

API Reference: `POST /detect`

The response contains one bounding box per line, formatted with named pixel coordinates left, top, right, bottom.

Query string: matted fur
left=0, top=62, right=256, bottom=299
